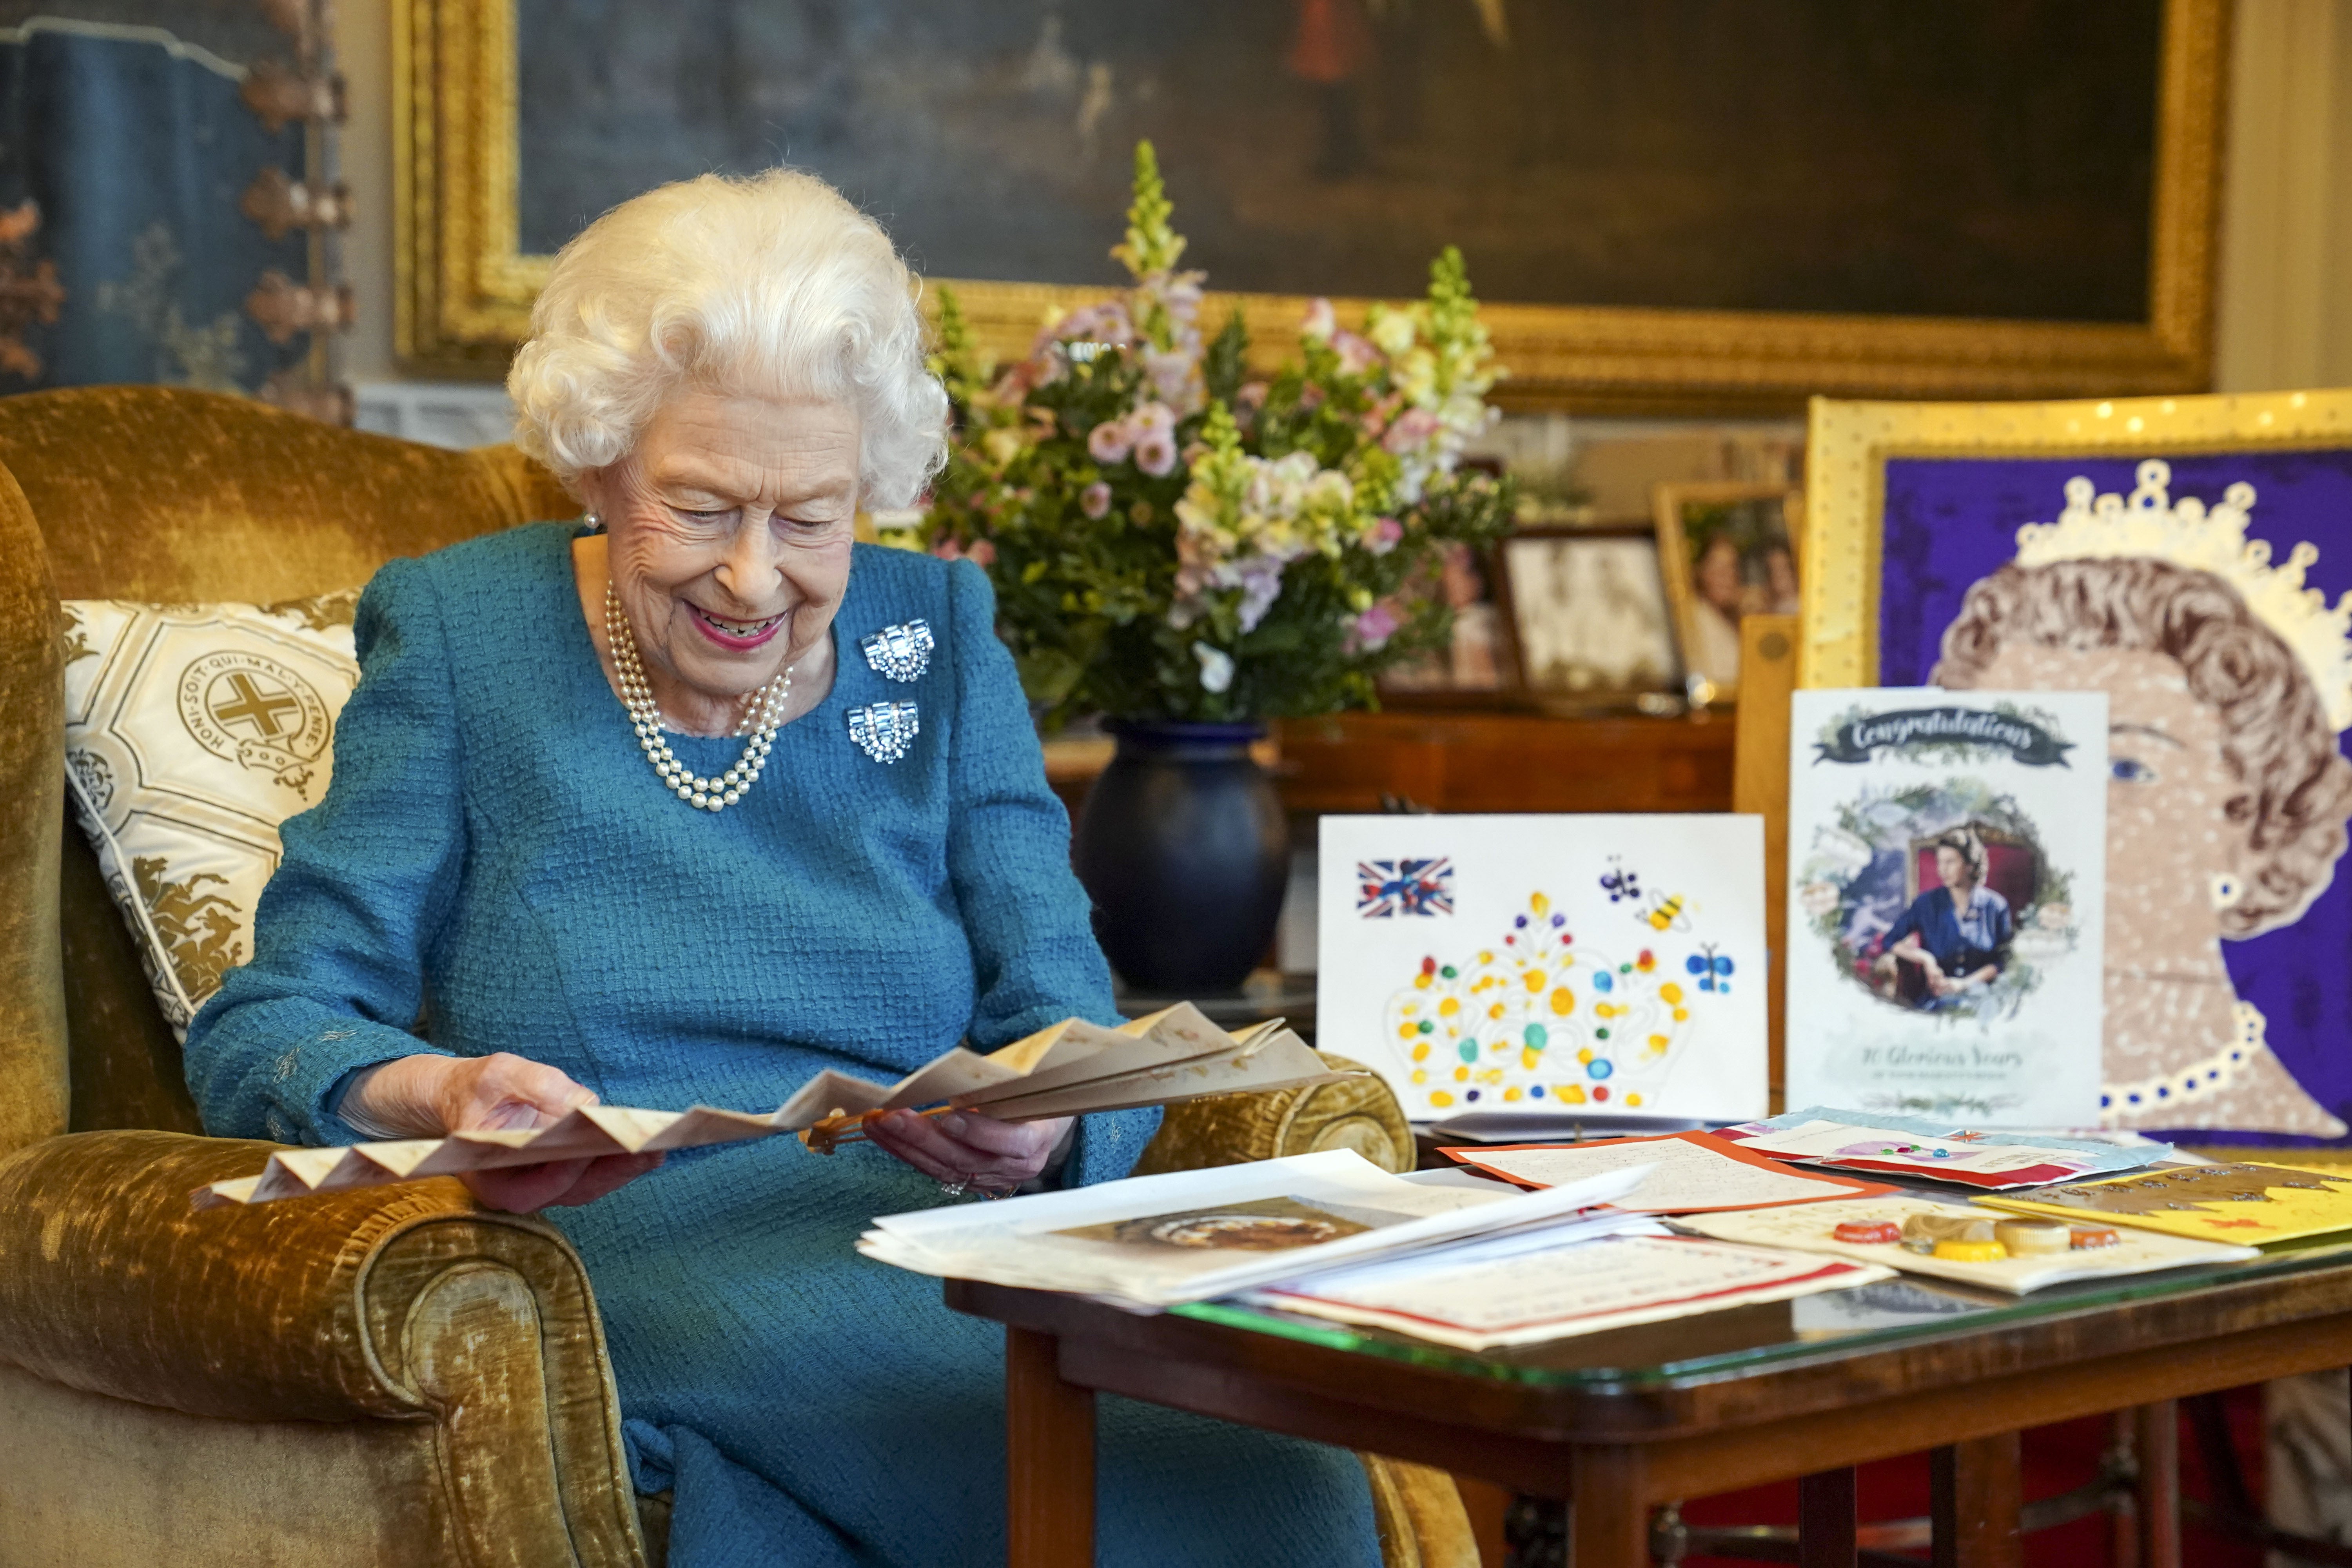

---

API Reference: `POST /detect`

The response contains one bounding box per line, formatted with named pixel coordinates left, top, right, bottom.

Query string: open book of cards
left=192, top=1004, right=1346, bottom=1210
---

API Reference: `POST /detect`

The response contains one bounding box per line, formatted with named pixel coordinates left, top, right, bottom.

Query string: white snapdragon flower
left=1192, top=642, right=1235, bottom=693
left=1367, top=306, right=1417, bottom=358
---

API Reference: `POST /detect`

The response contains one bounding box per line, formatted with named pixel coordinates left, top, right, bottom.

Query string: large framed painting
left=1801, top=388, right=2352, bottom=1147
left=397, top=0, right=2227, bottom=407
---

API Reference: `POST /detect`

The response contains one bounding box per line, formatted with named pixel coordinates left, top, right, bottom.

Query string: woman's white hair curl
left=507, top=168, right=948, bottom=509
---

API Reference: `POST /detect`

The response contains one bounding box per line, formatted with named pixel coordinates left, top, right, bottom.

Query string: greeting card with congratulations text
left=1785, top=688, right=2109, bottom=1126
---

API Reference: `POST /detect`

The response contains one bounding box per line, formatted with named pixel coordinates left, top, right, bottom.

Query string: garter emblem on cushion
left=859, top=619, right=934, bottom=682
left=848, top=700, right=920, bottom=763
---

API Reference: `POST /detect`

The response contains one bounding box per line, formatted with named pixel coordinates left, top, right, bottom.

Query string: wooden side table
left=950, top=1239, right=2352, bottom=1568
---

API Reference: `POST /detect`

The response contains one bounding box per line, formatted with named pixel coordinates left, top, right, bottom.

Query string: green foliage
left=911, top=143, right=1515, bottom=729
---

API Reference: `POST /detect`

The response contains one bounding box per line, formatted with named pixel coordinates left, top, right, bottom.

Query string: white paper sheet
left=1444, top=1131, right=1892, bottom=1213
left=1250, top=1233, right=1891, bottom=1349
left=1727, top=1117, right=2129, bottom=1187
left=858, top=1149, right=1654, bottom=1307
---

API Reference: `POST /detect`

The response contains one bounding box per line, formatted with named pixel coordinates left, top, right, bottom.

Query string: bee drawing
left=1644, top=893, right=1689, bottom=932
left=1599, top=857, right=1642, bottom=905
left=1687, top=944, right=1735, bottom=993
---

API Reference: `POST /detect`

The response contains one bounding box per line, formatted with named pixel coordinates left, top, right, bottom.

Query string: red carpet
left=1675, top=1387, right=2268, bottom=1566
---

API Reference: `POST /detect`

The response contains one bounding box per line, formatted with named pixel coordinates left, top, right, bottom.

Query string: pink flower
left=1080, top=481, right=1112, bottom=519
left=1332, top=329, right=1381, bottom=375
left=1235, top=381, right=1269, bottom=410
left=1088, top=420, right=1135, bottom=464
left=1382, top=408, right=1441, bottom=454
left=1366, top=516, right=1403, bottom=554
left=1130, top=401, right=1178, bottom=438
left=1350, top=603, right=1401, bottom=651
left=1301, top=298, right=1337, bottom=340
left=1157, top=271, right=1205, bottom=326
left=1142, top=348, right=1194, bottom=405
left=936, top=535, right=998, bottom=564
left=1135, top=431, right=1179, bottom=477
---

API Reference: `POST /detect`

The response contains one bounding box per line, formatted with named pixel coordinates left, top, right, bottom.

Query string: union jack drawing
left=1357, top=858, right=1454, bottom=918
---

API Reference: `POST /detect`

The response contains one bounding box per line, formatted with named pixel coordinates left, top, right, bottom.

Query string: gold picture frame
left=1653, top=481, right=1804, bottom=708
left=1798, top=386, right=2352, bottom=688
left=397, top=0, right=2228, bottom=407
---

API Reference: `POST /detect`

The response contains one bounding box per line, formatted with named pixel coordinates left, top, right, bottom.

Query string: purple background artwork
left=1878, top=450, right=2352, bottom=1144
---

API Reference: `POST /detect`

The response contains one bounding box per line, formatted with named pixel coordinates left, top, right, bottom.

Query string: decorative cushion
left=60, top=592, right=360, bottom=1036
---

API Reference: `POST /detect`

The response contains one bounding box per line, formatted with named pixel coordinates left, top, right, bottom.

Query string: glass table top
left=1171, top=1224, right=2352, bottom=1391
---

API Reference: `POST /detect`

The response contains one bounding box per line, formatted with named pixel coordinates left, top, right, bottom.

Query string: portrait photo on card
left=1318, top=814, right=1768, bottom=1123
left=1785, top=689, right=2109, bottom=1126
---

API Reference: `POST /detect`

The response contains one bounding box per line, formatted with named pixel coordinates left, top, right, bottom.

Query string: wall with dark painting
left=515, top=0, right=2159, bottom=321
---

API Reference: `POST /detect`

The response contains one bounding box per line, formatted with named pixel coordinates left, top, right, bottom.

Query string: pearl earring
left=584, top=509, right=603, bottom=532
left=2210, top=872, right=2243, bottom=911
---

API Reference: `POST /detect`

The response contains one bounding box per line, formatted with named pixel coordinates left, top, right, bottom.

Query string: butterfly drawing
left=1600, top=857, right=1643, bottom=904
left=1687, top=944, right=1734, bottom=993
left=1357, top=858, right=1454, bottom=918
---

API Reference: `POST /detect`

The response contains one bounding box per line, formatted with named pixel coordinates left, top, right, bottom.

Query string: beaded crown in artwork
left=1381, top=890, right=1726, bottom=1115
left=2014, top=459, right=2352, bottom=730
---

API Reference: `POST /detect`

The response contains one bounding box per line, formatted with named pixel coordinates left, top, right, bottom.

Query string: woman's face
left=1935, top=845, right=1972, bottom=889
left=581, top=391, right=861, bottom=707
left=1960, top=643, right=2247, bottom=970
left=1696, top=538, right=1743, bottom=611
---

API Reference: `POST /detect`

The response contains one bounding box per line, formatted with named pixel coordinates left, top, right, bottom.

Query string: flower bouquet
left=900, top=141, right=1515, bottom=730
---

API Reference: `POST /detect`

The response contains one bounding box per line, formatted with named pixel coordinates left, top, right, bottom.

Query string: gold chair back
left=0, top=386, right=573, bottom=1146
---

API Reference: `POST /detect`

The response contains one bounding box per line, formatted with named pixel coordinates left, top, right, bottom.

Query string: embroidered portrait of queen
left=1876, top=454, right=2352, bottom=1139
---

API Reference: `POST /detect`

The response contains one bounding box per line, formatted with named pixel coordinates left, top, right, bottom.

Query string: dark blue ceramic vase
left=1071, top=721, right=1289, bottom=993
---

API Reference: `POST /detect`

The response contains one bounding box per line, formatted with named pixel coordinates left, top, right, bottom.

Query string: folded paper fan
left=194, top=1004, right=1353, bottom=1209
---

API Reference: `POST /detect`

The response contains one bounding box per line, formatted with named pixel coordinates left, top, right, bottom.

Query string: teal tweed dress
left=182, top=522, right=1379, bottom=1568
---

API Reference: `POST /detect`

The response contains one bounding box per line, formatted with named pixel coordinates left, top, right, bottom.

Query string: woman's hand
left=866, top=1109, right=1073, bottom=1197
left=340, top=1052, right=663, bottom=1213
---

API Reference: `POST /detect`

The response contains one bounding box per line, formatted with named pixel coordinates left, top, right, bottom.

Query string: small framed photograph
left=1494, top=525, right=1684, bottom=713
left=1376, top=541, right=1516, bottom=706
left=1653, top=482, right=1804, bottom=706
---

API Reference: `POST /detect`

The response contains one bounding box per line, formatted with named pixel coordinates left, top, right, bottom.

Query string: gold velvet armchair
left=0, top=387, right=1472, bottom=1568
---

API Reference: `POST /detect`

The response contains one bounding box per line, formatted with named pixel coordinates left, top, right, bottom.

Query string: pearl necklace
left=606, top=582, right=791, bottom=812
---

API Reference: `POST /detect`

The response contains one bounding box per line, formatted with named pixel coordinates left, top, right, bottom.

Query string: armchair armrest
left=0, top=1129, right=649, bottom=1561
left=0, top=1131, right=556, bottom=1417
left=1131, top=1053, right=1414, bottom=1177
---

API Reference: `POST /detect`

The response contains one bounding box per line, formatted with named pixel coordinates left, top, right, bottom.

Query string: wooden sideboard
left=1272, top=710, right=1735, bottom=815
left=1045, top=711, right=1737, bottom=819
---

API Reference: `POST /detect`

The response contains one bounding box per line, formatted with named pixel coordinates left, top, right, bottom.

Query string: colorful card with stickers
left=1316, top=814, right=1769, bottom=1123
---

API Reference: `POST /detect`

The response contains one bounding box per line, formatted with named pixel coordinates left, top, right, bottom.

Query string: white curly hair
left=507, top=168, right=948, bottom=509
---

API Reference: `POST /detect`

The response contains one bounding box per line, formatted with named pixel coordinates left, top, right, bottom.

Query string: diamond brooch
left=860, top=619, right=935, bottom=683
left=849, top=701, right=920, bottom=764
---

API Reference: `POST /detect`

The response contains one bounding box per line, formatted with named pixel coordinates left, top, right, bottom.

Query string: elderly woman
left=1874, top=829, right=2011, bottom=1009
left=1937, top=548, right=2352, bottom=1134
left=183, top=170, right=1379, bottom=1567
